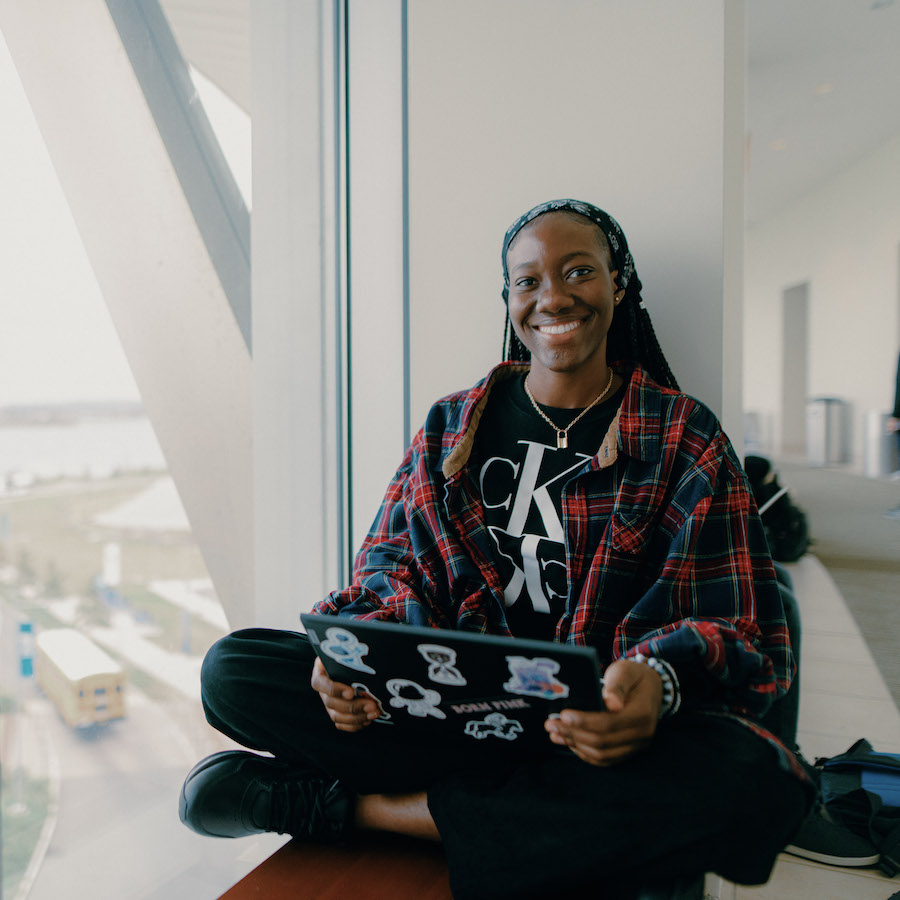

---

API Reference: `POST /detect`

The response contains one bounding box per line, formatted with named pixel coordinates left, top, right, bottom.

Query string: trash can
left=806, top=397, right=848, bottom=467
left=863, top=410, right=895, bottom=478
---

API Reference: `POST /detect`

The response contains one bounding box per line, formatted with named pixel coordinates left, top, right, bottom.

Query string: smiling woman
left=179, top=198, right=814, bottom=899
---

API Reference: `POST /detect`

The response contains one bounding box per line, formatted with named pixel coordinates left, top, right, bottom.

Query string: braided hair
left=500, top=199, right=679, bottom=392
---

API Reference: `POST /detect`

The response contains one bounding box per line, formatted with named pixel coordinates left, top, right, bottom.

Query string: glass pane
left=0, top=28, right=278, bottom=900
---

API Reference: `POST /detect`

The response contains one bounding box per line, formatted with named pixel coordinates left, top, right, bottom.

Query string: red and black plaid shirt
left=314, top=362, right=794, bottom=724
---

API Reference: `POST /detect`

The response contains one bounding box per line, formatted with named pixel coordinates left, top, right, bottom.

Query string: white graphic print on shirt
left=479, top=439, right=591, bottom=615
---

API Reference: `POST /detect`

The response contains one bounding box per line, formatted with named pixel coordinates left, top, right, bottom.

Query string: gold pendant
left=557, top=431, right=568, bottom=449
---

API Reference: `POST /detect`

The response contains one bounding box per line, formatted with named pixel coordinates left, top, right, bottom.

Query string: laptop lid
left=301, top=613, right=604, bottom=750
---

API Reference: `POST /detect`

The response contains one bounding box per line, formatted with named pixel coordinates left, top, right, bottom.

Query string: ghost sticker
left=464, top=712, right=524, bottom=742
left=351, top=682, right=392, bottom=723
left=503, top=656, right=570, bottom=701
left=417, top=643, right=467, bottom=686
left=320, top=627, right=376, bottom=674
left=386, top=678, right=446, bottom=719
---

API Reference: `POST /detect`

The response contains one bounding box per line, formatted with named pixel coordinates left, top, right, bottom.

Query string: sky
left=0, top=30, right=250, bottom=407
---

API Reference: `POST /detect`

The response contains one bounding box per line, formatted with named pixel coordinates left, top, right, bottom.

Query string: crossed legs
left=196, top=628, right=811, bottom=899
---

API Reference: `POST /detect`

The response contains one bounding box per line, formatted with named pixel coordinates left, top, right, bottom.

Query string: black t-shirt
left=470, top=374, right=622, bottom=641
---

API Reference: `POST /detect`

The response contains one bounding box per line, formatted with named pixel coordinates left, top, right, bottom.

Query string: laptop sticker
left=320, top=627, right=376, bottom=674
left=417, top=643, right=467, bottom=686
left=386, top=678, right=447, bottom=719
left=351, top=682, right=392, bottom=724
left=503, top=656, right=570, bottom=701
left=464, top=712, right=524, bottom=742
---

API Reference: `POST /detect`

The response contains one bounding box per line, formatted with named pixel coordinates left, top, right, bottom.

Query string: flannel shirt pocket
left=608, top=509, right=654, bottom=555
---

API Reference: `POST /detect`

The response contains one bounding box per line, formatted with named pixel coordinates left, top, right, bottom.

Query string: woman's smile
left=532, top=318, right=587, bottom=336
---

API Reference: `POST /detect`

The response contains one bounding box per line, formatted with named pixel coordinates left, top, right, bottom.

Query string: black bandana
left=501, top=199, right=643, bottom=308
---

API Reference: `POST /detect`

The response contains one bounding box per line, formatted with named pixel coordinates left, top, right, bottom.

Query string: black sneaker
left=785, top=805, right=879, bottom=867
left=179, top=750, right=355, bottom=841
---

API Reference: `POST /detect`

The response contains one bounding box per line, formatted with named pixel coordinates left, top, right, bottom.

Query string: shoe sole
left=784, top=844, right=879, bottom=867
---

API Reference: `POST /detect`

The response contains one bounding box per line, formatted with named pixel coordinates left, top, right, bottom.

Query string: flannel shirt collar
left=441, top=361, right=664, bottom=479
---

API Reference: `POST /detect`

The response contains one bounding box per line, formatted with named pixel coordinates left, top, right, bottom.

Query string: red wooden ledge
left=219, top=833, right=452, bottom=899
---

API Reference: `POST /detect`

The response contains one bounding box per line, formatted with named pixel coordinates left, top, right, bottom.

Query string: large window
left=0, top=28, right=280, bottom=900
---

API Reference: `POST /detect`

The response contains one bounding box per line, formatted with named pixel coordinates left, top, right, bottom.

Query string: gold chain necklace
left=523, top=368, right=615, bottom=450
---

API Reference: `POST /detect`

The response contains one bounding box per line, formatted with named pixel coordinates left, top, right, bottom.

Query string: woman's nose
left=536, top=279, right=573, bottom=312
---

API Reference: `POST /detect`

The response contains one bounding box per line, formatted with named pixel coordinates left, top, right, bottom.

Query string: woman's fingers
left=311, top=657, right=376, bottom=731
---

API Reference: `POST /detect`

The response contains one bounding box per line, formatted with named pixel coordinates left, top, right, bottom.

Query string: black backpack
left=744, top=455, right=811, bottom=562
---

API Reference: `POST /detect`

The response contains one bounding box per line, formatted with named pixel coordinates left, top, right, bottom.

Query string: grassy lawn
left=120, top=584, right=224, bottom=656
left=0, top=474, right=226, bottom=686
left=1, top=768, right=50, bottom=900
left=0, top=473, right=208, bottom=597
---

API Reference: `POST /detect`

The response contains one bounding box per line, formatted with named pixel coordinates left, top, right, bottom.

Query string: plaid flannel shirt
left=314, top=362, right=795, bottom=723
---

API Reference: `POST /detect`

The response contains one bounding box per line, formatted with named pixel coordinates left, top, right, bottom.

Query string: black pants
left=201, top=629, right=812, bottom=900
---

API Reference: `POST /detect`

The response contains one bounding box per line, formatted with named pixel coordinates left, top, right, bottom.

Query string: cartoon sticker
left=386, top=678, right=446, bottom=719
left=320, top=627, right=376, bottom=674
left=351, top=682, right=392, bottom=724
left=464, top=712, right=524, bottom=742
left=503, top=656, right=570, bottom=701
left=417, top=643, right=467, bottom=686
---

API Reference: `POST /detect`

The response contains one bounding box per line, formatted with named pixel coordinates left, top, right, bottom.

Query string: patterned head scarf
left=501, top=199, right=642, bottom=308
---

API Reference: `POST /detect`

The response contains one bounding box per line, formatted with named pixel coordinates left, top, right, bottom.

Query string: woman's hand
left=545, top=657, right=663, bottom=766
left=311, top=657, right=379, bottom=732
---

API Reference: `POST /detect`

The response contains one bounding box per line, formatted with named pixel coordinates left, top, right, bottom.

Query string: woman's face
left=506, top=212, right=623, bottom=382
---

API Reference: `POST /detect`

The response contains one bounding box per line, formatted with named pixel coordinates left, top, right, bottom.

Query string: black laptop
left=301, top=613, right=604, bottom=750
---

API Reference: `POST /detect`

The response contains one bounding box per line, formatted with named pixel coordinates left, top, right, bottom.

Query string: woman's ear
left=609, top=269, right=624, bottom=305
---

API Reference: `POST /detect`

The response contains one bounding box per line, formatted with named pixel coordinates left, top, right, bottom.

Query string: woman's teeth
left=536, top=321, right=581, bottom=335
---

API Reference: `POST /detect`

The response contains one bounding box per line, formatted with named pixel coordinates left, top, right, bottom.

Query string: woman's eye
left=568, top=267, right=592, bottom=279
left=514, top=277, right=536, bottom=289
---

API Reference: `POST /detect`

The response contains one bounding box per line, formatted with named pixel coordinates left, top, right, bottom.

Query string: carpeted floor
left=772, top=460, right=900, bottom=709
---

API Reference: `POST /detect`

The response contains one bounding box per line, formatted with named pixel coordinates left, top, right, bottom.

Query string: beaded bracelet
left=632, top=653, right=682, bottom=718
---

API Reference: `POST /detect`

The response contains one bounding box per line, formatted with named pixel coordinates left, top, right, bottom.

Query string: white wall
left=744, top=134, right=900, bottom=464
left=406, top=0, right=744, bottom=443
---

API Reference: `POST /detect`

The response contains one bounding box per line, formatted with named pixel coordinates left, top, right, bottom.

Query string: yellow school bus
left=35, top=628, right=127, bottom=727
